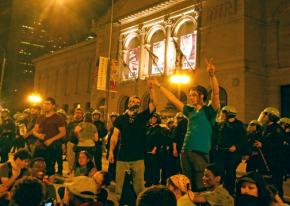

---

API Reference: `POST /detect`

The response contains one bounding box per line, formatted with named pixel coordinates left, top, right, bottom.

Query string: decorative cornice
left=118, top=0, right=187, bottom=25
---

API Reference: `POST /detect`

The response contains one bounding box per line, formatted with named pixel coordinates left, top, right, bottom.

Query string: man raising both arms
left=153, top=59, right=220, bottom=191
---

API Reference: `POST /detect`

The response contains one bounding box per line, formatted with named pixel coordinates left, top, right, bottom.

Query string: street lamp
left=169, top=71, right=191, bottom=84
left=28, top=93, right=42, bottom=104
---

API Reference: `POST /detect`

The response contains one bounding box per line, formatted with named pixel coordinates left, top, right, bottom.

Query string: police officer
left=245, top=120, right=266, bottom=173
left=106, top=112, right=119, bottom=181
left=257, top=107, right=285, bottom=197
left=278, top=117, right=290, bottom=180
left=144, top=112, right=162, bottom=186
left=215, top=105, right=247, bottom=194
left=92, top=110, right=107, bottom=171
left=172, top=112, right=188, bottom=174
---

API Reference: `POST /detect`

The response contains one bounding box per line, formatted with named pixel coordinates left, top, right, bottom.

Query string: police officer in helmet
left=257, top=107, right=285, bottom=197
left=215, top=105, right=247, bottom=194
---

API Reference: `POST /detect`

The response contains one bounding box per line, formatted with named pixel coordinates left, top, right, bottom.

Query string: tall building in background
left=2, top=0, right=108, bottom=112
left=0, top=0, right=12, bottom=101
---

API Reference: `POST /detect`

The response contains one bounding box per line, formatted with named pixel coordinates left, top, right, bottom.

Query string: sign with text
left=128, top=47, right=140, bottom=79
left=97, top=56, right=108, bottom=91
left=180, top=32, right=196, bottom=69
left=110, top=59, right=118, bottom=92
left=152, top=40, right=165, bottom=74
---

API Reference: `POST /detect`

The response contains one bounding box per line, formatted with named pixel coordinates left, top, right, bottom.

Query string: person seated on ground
left=70, top=150, right=97, bottom=177
left=166, top=174, right=196, bottom=206
left=59, top=171, right=111, bottom=206
left=11, top=176, right=45, bottom=206
left=29, top=157, right=56, bottom=202
left=136, top=185, right=177, bottom=206
left=0, top=149, right=31, bottom=190
left=187, top=163, right=234, bottom=206
left=236, top=171, right=288, bottom=206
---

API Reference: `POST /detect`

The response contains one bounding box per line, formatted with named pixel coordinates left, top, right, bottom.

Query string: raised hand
left=147, top=78, right=153, bottom=89
left=205, top=58, right=215, bottom=77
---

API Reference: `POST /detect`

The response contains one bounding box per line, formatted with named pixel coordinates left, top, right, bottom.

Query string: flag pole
left=105, top=0, right=114, bottom=123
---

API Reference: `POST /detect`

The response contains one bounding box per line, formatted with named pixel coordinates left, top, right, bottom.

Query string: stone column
left=164, top=18, right=173, bottom=75
left=138, top=26, right=146, bottom=79
left=118, top=34, right=124, bottom=81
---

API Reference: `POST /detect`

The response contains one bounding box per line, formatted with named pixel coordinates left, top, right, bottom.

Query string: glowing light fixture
left=28, top=94, right=42, bottom=104
left=169, top=72, right=191, bottom=84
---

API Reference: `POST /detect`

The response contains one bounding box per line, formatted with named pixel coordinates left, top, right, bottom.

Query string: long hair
left=75, top=150, right=95, bottom=176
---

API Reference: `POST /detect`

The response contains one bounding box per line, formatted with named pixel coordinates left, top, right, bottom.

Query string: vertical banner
left=97, top=56, right=108, bottom=91
left=128, top=47, right=140, bottom=79
left=152, top=40, right=165, bottom=74
left=110, top=59, right=118, bottom=92
left=180, top=32, right=197, bottom=69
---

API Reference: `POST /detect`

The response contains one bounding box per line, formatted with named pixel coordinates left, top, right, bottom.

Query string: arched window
left=118, top=96, right=129, bottom=114
left=208, top=87, right=227, bottom=107
left=171, top=16, right=197, bottom=73
left=146, top=26, right=166, bottom=76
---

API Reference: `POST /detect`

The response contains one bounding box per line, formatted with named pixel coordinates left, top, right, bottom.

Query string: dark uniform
left=159, top=126, right=175, bottom=184
left=144, top=123, right=161, bottom=186
left=216, top=119, right=247, bottom=194
left=261, top=122, right=285, bottom=197
left=93, top=119, right=107, bottom=171
left=0, top=118, right=16, bottom=162
left=246, top=126, right=267, bottom=173
left=172, top=117, right=188, bottom=173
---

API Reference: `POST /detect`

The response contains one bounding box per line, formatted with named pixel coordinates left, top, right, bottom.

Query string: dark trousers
left=159, top=148, right=175, bottom=185
left=216, top=151, right=241, bottom=194
left=34, top=145, right=61, bottom=176
left=144, top=153, right=160, bottom=186
left=0, top=136, right=13, bottom=163
left=94, top=141, right=102, bottom=171
left=246, top=153, right=267, bottom=174
left=55, top=145, right=63, bottom=175
left=180, top=150, right=209, bottom=191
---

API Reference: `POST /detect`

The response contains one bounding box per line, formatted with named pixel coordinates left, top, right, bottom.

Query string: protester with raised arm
left=108, top=79, right=157, bottom=200
left=153, top=59, right=220, bottom=191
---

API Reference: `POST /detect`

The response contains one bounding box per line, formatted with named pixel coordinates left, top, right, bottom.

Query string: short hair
left=128, top=96, right=141, bottom=104
left=101, top=171, right=111, bottom=186
left=14, top=149, right=31, bottom=161
left=45, top=97, right=56, bottom=105
left=29, top=157, right=45, bottom=168
left=12, top=176, right=45, bottom=206
left=189, top=85, right=208, bottom=102
left=75, top=107, right=83, bottom=113
left=84, top=112, right=93, bottom=123
left=136, top=185, right=176, bottom=206
left=206, top=163, right=225, bottom=183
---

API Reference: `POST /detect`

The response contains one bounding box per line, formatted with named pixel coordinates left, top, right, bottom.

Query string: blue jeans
left=116, top=160, right=145, bottom=200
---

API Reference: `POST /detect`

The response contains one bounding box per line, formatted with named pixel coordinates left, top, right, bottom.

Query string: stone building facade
left=33, top=0, right=290, bottom=122
left=33, top=39, right=97, bottom=113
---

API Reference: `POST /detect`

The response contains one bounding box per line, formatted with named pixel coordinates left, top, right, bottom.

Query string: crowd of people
left=0, top=59, right=289, bottom=206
